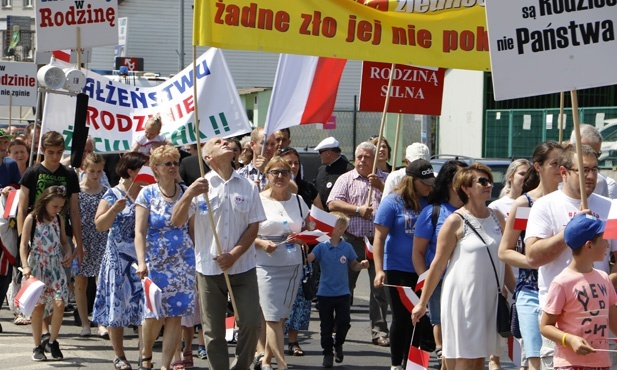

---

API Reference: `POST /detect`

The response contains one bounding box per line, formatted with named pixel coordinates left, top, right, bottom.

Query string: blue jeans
left=428, top=280, right=442, bottom=325
left=517, top=288, right=542, bottom=358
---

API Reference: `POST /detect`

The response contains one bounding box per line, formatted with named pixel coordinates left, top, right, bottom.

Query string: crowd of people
left=2, top=121, right=617, bottom=370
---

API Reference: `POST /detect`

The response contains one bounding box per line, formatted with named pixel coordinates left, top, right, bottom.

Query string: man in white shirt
left=172, top=137, right=266, bottom=370
left=382, top=143, right=430, bottom=197
left=526, top=144, right=617, bottom=370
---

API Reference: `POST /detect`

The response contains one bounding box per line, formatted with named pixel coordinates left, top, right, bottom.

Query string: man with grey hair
left=383, top=143, right=431, bottom=197
left=327, top=141, right=390, bottom=347
left=570, top=123, right=617, bottom=198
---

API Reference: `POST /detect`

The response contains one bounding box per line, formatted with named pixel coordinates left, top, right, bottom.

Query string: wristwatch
left=355, top=206, right=360, bottom=216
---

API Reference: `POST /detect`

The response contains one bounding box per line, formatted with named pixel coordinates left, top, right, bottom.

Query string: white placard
left=546, top=114, right=553, bottom=130
left=0, top=61, right=37, bottom=106
left=35, top=0, right=119, bottom=51
left=595, top=113, right=606, bottom=129
left=496, top=112, right=501, bottom=120
left=523, top=115, right=532, bottom=130
left=486, top=0, right=617, bottom=100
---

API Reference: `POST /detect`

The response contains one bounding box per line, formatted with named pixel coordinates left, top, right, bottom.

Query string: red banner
left=359, top=62, right=446, bottom=115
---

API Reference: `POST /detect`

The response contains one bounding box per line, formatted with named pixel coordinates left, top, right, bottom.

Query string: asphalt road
left=0, top=270, right=518, bottom=369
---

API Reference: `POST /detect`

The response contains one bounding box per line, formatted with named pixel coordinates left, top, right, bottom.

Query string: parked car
left=430, top=154, right=513, bottom=202
left=599, top=119, right=617, bottom=167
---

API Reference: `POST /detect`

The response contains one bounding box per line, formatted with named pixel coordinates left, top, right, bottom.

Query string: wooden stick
left=558, top=92, right=565, bottom=144
left=8, top=95, right=12, bottom=132
left=570, top=90, right=587, bottom=209
left=391, top=113, right=402, bottom=168
left=192, top=46, right=240, bottom=321
left=76, top=27, right=81, bottom=70
left=367, top=63, right=396, bottom=205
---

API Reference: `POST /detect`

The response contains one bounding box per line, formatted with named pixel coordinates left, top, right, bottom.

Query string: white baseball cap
left=405, top=143, right=430, bottom=162
left=314, top=137, right=340, bottom=151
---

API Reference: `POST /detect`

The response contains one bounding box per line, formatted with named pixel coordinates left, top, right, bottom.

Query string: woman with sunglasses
left=135, top=145, right=196, bottom=370
left=412, top=163, right=507, bottom=370
left=254, top=156, right=309, bottom=370
left=279, top=146, right=324, bottom=210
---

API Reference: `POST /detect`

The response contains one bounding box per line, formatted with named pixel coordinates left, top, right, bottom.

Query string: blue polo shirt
left=312, top=239, right=358, bottom=297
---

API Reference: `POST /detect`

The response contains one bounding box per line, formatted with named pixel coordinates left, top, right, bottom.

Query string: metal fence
left=289, top=109, right=424, bottom=158
left=485, top=107, right=617, bottom=159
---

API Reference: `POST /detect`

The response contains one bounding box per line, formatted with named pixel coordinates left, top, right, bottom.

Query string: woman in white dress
left=412, top=163, right=506, bottom=370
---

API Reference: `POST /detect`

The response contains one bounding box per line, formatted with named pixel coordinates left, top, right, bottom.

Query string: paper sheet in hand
left=142, top=277, right=163, bottom=319
left=14, top=277, right=45, bottom=316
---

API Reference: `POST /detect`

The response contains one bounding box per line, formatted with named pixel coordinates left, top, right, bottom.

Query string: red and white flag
left=513, top=207, right=531, bottom=231
left=134, top=166, right=157, bottom=185
left=225, top=316, right=236, bottom=342
left=415, top=271, right=428, bottom=292
left=52, top=50, right=72, bottom=63
left=142, top=277, right=162, bottom=319
left=309, top=207, right=338, bottom=236
left=397, top=286, right=420, bottom=314
left=406, top=345, right=430, bottom=370
left=364, top=236, right=374, bottom=260
left=604, top=200, right=617, bottom=239
left=14, top=276, right=45, bottom=316
left=2, top=189, right=19, bottom=219
left=263, top=54, right=346, bottom=137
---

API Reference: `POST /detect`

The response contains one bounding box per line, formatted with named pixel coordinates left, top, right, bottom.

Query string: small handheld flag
left=364, top=236, right=374, bottom=260
left=415, top=271, right=428, bottom=292
left=513, top=207, right=531, bottom=231
left=14, top=276, right=45, bottom=316
left=406, top=345, right=430, bottom=370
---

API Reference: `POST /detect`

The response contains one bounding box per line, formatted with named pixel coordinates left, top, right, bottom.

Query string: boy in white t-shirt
left=131, top=115, right=168, bottom=154
left=540, top=213, right=617, bottom=369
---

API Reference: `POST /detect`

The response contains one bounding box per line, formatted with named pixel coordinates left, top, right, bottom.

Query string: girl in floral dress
left=19, top=186, right=72, bottom=361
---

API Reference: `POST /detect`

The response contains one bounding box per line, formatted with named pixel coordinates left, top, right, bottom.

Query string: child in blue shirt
left=308, top=212, right=369, bottom=368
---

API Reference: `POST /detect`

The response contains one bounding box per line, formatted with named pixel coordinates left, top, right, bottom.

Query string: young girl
left=19, top=186, right=72, bottom=361
left=131, top=115, right=168, bottom=154
left=75, top=153, right=109, bottom=337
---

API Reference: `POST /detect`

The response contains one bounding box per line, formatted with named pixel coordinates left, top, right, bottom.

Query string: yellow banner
left=194, top=0, right=490, bottom=71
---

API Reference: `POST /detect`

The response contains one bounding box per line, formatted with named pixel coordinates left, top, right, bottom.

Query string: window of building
left=2, top=0, right=12, bottom=8
left=23, top=0, right=33, bottom=8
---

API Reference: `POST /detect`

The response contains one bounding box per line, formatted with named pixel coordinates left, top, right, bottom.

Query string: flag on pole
left=142, top=277, right=163, bottom=319
left=225, top=316, right=236, bottom=342
left=3, top=190, right=19, bottom=219
left=513, top=207, right=531, bottom=231
left=406, top=345, right=430, bottom=370
left=14, top=277, right=45, bottom=316
left=415, top=270, right=428, bottom=292
left=52, top=50, right=72, bottom=63
left=604, top=200, right=617, bottom=239
left=134, top=166, right=157, bottom=185
left=263, top=54, right=346, bottom=137
left=397, top=285, right=420, bottom=314
left=309, top=207, right=338, bottom=236
left=294, top=230, right=330, bottom=245
left=364, top=236, right=374, bottom=260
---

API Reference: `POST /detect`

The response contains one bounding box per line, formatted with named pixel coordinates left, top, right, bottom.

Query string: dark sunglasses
left=278, top=147, right=299, bottom=157
left=475, top=177, right=493, bottom=186
left=267, top=169, right=291, bottom=177
left=159, top=161, right=180, bottom=167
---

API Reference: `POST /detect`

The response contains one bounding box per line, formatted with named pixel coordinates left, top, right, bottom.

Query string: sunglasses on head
left=475, top=177, right=493, bottom=186
left=278, top=147, right=298, bottom=156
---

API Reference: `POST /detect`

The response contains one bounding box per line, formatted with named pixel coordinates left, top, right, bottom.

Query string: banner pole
left=192, top=46, right=240, bottom=321
left=367, top=63, right=396, bottom=205
left=391, top=113, right=402, bottom=168
left=558, top=92, right=565, bottom=144
left=8, top=95, right=12, bottom=132
left=76, top=27, right=82, bottom=70
left=570, top=90, right=587, bottom=210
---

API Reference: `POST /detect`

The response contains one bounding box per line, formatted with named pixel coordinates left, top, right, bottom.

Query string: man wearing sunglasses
left=526, top=144, right=617, bottom=370
left=314, top=137, right=354, bottom=212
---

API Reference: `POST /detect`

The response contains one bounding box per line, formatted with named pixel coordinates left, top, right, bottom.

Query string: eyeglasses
left=369, top=135, right=379, bottom=140
left=474, top=177, right=493, bottom=186
left=158, top=161, right=180, bottom=167
left=278, top=147, right=299, bottom=157
left=567, top=167, right=599, bottom=175
left=318, top=149, right=330, bottom=155
left=267, top=169, right=291, bottom=177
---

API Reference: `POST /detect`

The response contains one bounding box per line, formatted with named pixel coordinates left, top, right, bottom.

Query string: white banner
left=0, top=61, right=37, bottom=106
left=486, top=0, right=617, bottom=100
left=42, top=48, right=252, bottom=153
left=35, top=0, right=119, bottom=51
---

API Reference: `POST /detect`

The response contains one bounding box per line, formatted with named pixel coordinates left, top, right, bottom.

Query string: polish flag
left=397, top=285, right=420, bottom=314
left=142, top=277, right=162, bottom=319
left=364, top=236, right=374, bottom=260
left=225, top=316, right=236, bottom=342
left=14, top=276, right=45, bottom=316
left=52, top=50, right=72, bottom=63
left=513, top=207, right=531, bottom=231
left=263, top=54, right=347, bottom=136
left=604, top=200, right=617, bottom=239
left=415, top=270, right=428, bottom=292
left=3, top=189, right=19, bottom=219
left=309, top=207, right=338, bottom=236
left=406, top=345, right=430, bottom=370
left=134, top=166, right=157, bottom=185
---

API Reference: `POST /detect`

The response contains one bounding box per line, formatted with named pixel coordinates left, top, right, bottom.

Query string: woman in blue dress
left=92, top=152, right=149, bottom=370
left=135, top=145, right=196, bottom=370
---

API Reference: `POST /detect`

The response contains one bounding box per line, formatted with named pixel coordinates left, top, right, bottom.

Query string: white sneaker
left=391, top=366, right=403, bottom=370
left=98, top=325, right=109, bottom=339
left=79, top=325, right=91, bottom=337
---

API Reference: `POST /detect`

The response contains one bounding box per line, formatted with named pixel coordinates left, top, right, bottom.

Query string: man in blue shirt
left=0, top=129, right=21, bottom=191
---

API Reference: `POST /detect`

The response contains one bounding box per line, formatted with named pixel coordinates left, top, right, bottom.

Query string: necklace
left=158, top=183, right=177, bottom=198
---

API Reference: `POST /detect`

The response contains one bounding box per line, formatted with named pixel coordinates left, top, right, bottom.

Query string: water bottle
left=70, top=257, right=79, bottom=276
left=283, top=221, right=295, bottom=253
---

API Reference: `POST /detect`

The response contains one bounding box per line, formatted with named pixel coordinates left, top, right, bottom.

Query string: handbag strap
left=455, top=212, right=502, bottom=294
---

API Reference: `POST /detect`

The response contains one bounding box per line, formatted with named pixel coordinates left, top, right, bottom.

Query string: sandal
left=138, top=355, right=153, bottom=370
left=287, top=342, right=304, bottom=356
left=435, top=347, right=443, bottom=366
left=13, top=315, right=31, bottom=325
left=113, top=356, right=132, bottom=370
left=183, top=350, right=194, bottom=368
left=172, top=360, right=186, bottom=370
